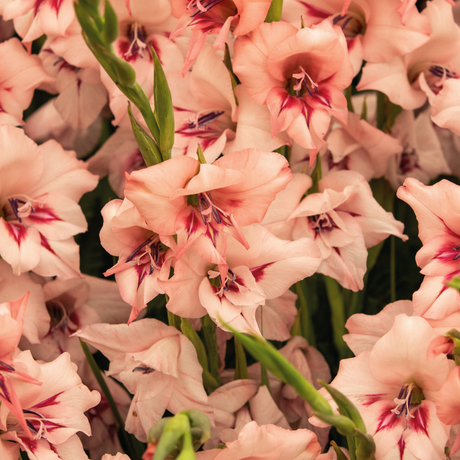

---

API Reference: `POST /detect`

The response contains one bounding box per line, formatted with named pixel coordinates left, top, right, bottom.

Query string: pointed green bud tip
left=151, top=43, right=174, bottom=160
left=103, top=0, right=119, bottom=45
left=331, top=441, right=349, bottom=460
left=127, top=103, right=162, bottom=166
left=196, top=144, right=206, bottom=164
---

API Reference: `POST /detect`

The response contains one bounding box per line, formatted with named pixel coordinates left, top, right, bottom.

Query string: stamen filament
left=292, top=66, right=319, bottom=99
left=188, top=110, right=225, bottom=130
left=126, top=235, right=157, bottom=263
left=124, top=22, right=147, bottom=58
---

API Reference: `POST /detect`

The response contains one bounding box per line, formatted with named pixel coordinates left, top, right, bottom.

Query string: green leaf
left=261, top=364, right=271, bottom=391
left=376, top=91, right=402, bottom=133
left=360, top=96, right=368, bottom=121
left=181, top=318, right=220, bottom=393
left=223, top=43, right=239, bottom=104
left=167, top=308, right=181, bottom=330
left=80, top=339, right=144, bottom=459
left=346, top=85, right=354, bottom=113
left=79, top=339, right=124, bottom=429
left=151, top=44, right=174, bottom=161
left=181, top=318, right=209, bottom=371
left=103, top=0, right=118, bottom=45
left=323, top=277, right=351, bottom=360
left=264, top=0, right=283, bottom=22
left=320, top=381, right=366, bottom=433
left=234, top=335, right=249, bottom=380
left=331, top=441, right=349, bottom=460
left=201, top=315, right=221, bottom=383
left=308, top=154, right=322, bottom=195
left=366, top=241, right=384, bottom=273
left=313, top=412, right=356, bottom=437
left=226, top=326, right=333, bottom=415
left=294, top=279, right=316, bottom=346
left=127, top=103, right=162, bottom=166
left=123, top=82, right=160, bottom=141
left=354, top=429, right=376, bottom=460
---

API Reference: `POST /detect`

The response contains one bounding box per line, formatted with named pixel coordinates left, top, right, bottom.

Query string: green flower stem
left=346, top=85, right=354, bottom=113
left=295, top=279, right=316, bottom=346
left=167, top=308, right=181, bottom=330
left=261, top=364, right=271, bottom=391
left=227, top=327, right=333, bottom=415
left=259, top=306, right=270, bottom=391
left=181, top=318, right=220, bottom=393
left=201, top=315, right=221, bottom=384
left=348, top=436, right=357, bottom=460
left=323, top=277, right=351, bottom=359
left=391, top=235, right=396, bottom=303
left=234, top=335, right=249, bottom=380
left=309, top=154, right=322, bottom=194
left=154, top=414, right=190, bottom=460
left=332, top=440, right=350, bottom=460
left=176, top=429, right=195, bottom=460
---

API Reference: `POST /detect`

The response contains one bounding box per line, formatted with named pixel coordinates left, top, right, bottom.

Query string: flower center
left=22, top=408, right=63, bottom=440
left=128, top=235, right=167, bottom=277
left=391, top=382, right=424, bottom=418
left=208, top=268, right=248, bottom=297
left=332, top=13, right=364, bottom=39
left=423, top=64, right=457, bottom=94
left=189, top=192, right=232, bottom=227
left=452, top=244, right=460, bottom=261
left=7, top=197, right=39, bottom=223
left=124, top=21, right=147, bottom=58
left=187, top=0, right=226, bottom=17
left=187, top=110, right=225, bottom=131
left=290, top=66, right=331, bottom=107
left=292, top=66, right=319, bottom=98
left=399, top=147, right=419, bottom=175
left=132, top=365, right=155, bottom=374
left=46, top=301, right=78, bottom=334
left=309, top=213, right=335, bottom=233
left=53, top=56, right=79, bottom=73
